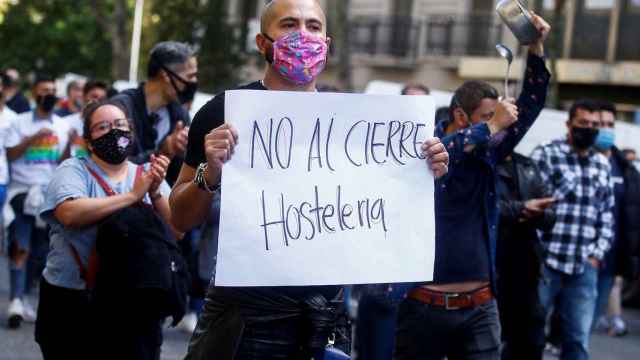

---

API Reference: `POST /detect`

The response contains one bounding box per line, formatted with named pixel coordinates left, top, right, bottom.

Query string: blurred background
left=1, top=1, right=640, bottom=359
left=1, top=0, right=639, bottom=113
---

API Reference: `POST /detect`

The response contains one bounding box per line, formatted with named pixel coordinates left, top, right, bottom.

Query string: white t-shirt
left=0, top=106, right=18, bottom=185
left=5, top=111, right=70, bottom=186
left=63, top=113, right=89, bottom=158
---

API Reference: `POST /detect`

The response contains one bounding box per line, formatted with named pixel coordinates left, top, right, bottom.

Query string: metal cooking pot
left=496, top=0, right=541, bottom=45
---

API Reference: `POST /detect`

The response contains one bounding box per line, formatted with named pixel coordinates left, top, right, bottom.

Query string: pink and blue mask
left=263, top=31, right=328, bottom=85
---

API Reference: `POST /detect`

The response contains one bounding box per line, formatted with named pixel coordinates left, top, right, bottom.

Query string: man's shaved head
left=260, top=0, right=326, bottom=35
left=256, top=0, right=330, bottom=89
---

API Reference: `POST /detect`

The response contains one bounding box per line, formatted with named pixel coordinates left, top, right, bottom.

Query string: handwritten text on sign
left=217, top=91, right=436, bottom=286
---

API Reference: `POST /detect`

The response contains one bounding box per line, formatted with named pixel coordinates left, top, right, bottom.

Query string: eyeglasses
left=90, top=118, right=130, bottom=134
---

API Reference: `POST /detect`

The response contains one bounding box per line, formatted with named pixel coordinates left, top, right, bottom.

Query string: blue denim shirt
left=432, top=53, right=550, bottom=293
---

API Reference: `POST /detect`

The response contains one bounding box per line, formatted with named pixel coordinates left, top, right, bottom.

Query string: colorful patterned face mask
left=264, top=31, right=328, bottom=85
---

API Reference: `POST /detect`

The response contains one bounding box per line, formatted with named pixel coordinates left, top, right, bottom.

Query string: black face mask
left=174, top=79, right=198, bottom=104
left=571, top=126, right=599, bottom=150
left=90, top=129, right=133, bottom=165
left=162, top=65, right=198, bottom=104
left=37, top=94, right=57, bottom=113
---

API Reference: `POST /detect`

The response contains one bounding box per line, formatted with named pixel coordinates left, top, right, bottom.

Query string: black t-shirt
left=186, top=81, right=339, bottom=300
left=185, top=81, right=265, bottom=168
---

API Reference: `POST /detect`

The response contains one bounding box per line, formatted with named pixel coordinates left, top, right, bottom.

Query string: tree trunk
left=112, top=0, right=131, bottom=80
left=335, top=0, right=353, bottom=91
left=91, top=0, right=131, bottom=80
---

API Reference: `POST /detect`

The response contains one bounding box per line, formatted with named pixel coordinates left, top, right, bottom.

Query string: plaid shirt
left=531, top=139, right=614, bottom=275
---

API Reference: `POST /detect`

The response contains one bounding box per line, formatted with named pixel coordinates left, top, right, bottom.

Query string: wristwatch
left=194, top=163, right=219, bottom=193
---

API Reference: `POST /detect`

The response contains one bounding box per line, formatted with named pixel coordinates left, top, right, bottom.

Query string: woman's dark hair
left=82, top=99, right=132, bottom=144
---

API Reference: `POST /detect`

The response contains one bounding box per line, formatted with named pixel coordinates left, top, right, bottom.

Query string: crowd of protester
left=1, top=0, right=639, bottom=359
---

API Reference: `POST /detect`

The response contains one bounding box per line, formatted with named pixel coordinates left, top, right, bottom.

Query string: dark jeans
left=35, top=278, right=92, bottom=359
left=497, top=274, right=545, bottom=360
left=395, top=298, right=501, bottom=360
left=93, top=291, right=163, bottom=360
left=36, top=278, right=162, bottom=360
left=354, top=293, right=398, bottom=360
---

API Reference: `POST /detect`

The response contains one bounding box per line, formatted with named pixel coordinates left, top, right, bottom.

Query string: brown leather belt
left=407, top=286, right=493, bottom=310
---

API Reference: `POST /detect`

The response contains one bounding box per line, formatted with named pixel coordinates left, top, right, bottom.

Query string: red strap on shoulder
left=84, top=164, right=116, bottom=196
left=68, top=242, right=99, bottom=290
left=84, top=163, right=145, bottom=197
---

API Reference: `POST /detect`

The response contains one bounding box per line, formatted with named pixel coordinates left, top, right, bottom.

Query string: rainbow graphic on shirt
left=24, top=135, right=61, bottom=164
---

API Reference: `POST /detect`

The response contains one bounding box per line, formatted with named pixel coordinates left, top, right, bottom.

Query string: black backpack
left=69, top=163, right=190, bottom=326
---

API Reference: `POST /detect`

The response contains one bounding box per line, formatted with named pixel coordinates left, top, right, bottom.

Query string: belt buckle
left=445, top=293, right=461, bottom=310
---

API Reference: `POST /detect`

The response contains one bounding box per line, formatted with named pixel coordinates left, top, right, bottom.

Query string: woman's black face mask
left=90, top=129, right=134, bottom=165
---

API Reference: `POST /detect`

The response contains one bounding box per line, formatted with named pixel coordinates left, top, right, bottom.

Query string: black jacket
left=111, top=83, right=190, bottom=185
left=611, top=147, right=640, bottom=278
left=496, top=153, right=556, bottom=282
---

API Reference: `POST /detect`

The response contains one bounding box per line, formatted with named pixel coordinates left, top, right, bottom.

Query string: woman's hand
left=148, top=154, right=171, bottom=198
left=131, top=168, right=154, bottom=201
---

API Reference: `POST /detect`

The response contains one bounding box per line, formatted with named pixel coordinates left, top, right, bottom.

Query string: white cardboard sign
left=216, top=90, right=436, bottom=286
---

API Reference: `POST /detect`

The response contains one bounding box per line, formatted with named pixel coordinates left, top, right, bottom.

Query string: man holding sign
left=170, top=0, right=449, bottom=358
left=395, top=14, right=552, bottom=360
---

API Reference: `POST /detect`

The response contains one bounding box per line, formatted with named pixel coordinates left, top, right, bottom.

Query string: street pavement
left=1, top=254, right=639, bottom=359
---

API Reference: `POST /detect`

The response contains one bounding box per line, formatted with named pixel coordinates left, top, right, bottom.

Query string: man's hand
left=528, top=13, right=551, bottom=57
left=487, top=98, right=518, bottom=134
left=422, top=137, right=449, bottom=179
left=522, top=197, right=555, bottom=219
left=160, top=121, right=189, bottom=159
left=204, top=123, right=239, bottom=185
left=30, top=128, right=54, bottom=143
left=588, top=257, right=600, bottom=270
left=68, top=129, right=79, bottom=141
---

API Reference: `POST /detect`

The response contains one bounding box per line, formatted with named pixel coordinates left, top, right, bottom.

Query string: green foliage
left=0, top=0, right=113, bottom=80
left=0, top=0, right=248, bottom=92
left=146, top=0, right=248, bottom=93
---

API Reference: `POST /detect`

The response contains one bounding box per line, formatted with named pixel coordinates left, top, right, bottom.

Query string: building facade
left=229, top=0, right=640, bottom=115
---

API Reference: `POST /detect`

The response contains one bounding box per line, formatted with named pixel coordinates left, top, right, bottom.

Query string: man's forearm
left=528, top=43, right=545, bottom=58
left=60, top=141, right=73, bottom=162
left=153, top=195, right=184, bottom=240
left=169, top=181, right=215, bottom=232
left=7, top=137, right=34, bottom=161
